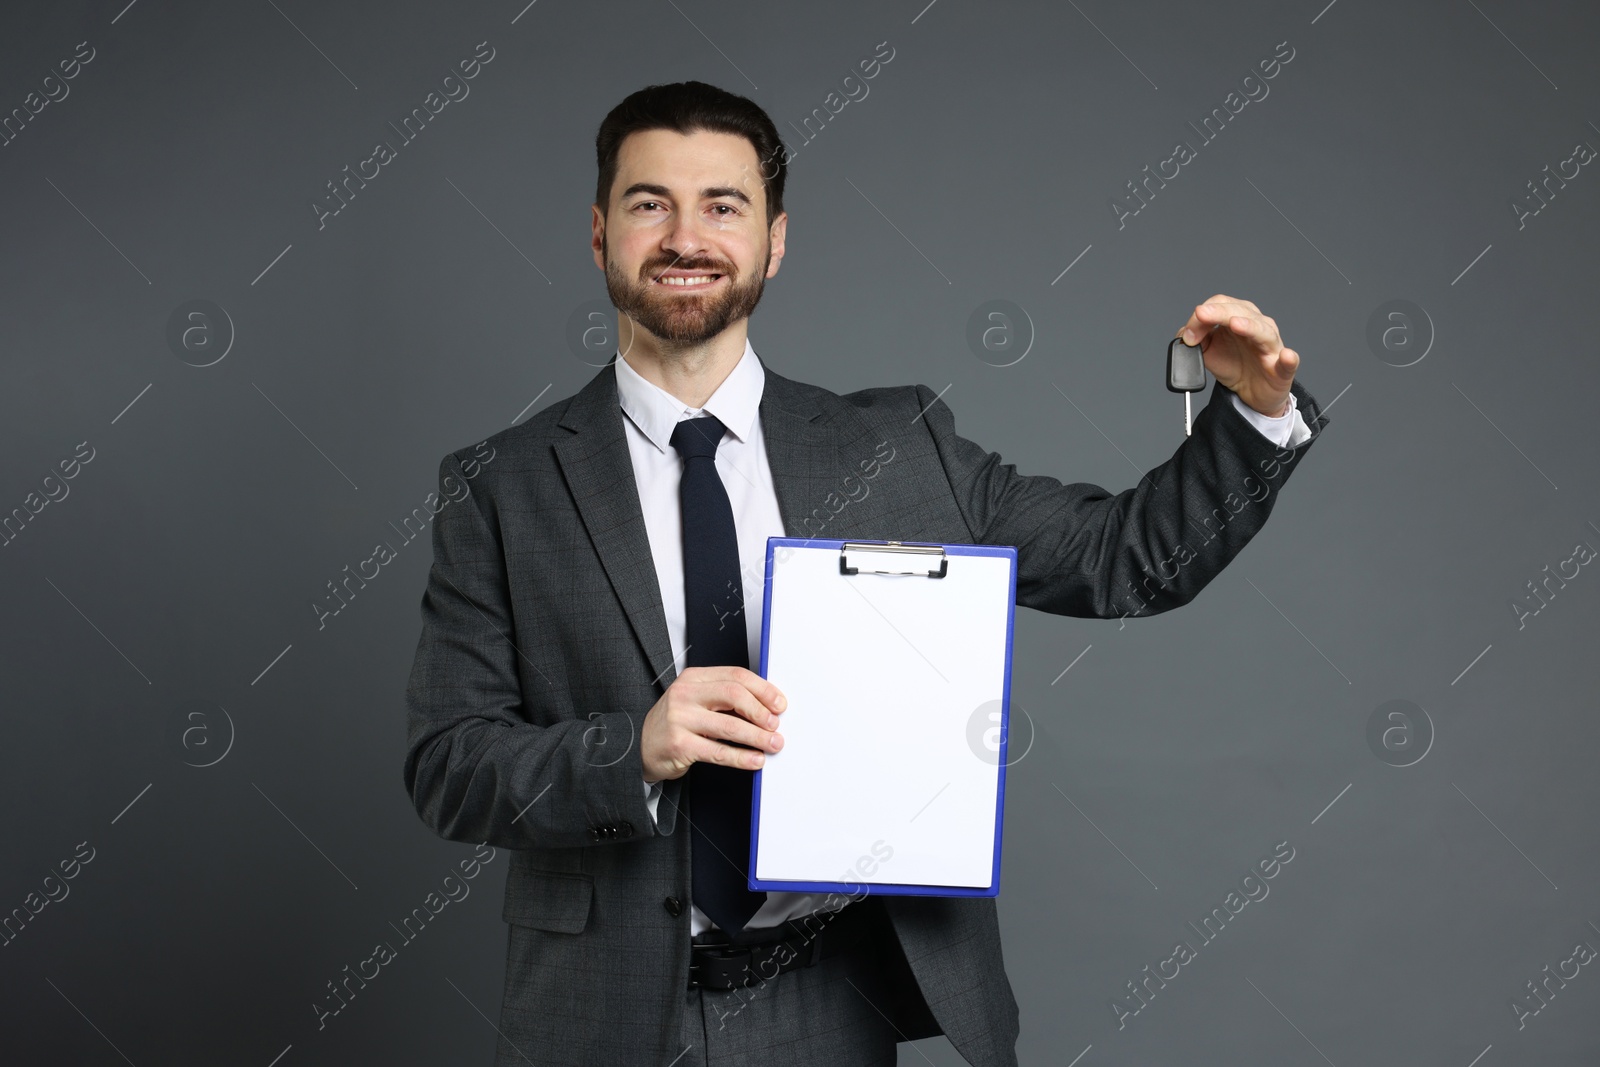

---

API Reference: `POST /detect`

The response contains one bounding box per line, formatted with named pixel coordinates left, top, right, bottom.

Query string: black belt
left=686, top=900, right=874, bottom=991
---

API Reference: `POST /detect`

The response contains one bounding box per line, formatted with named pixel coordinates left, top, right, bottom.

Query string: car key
left=1167, top=335, right=1206, bottom=436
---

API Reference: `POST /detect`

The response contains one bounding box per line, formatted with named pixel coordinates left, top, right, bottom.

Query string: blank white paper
left=753, top=542, right=1013, bottom=889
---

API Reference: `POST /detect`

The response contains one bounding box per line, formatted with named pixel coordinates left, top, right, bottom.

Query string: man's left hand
left=1177, top=294, right=1298, bottom=418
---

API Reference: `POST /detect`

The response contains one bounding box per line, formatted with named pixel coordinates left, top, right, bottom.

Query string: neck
left=619, top=319, right=749, bottom=410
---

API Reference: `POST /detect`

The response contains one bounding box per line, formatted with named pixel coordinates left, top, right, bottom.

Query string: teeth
left=660, top=275, right=717, bottom=286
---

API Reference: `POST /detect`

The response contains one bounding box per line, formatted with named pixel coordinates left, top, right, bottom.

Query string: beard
left=603, top=235, right=770, bottom=347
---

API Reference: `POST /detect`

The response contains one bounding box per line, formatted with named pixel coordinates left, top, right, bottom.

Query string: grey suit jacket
left=403, top=355, right=1330, bottom=1066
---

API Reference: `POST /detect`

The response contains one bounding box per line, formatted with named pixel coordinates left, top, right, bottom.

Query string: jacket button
left=664, top=896, right=683, bottom=916
left=587, top=828, right=601, bottom=843
left=619, top=821, right=634, bottom=838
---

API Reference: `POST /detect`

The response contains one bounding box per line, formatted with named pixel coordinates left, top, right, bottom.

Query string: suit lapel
left=551, top=354, right=847, bottom=693
left=756, top=357, right=845, bottom=539
left=553, top=365, right=680, bottom=690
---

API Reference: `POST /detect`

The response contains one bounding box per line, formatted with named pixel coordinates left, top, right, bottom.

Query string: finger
left=1210, top=294, right=1261, bottom=315
left=678, top=668, right=784, bottom=716
left=688, top=732, right=769, bottom=771
left=1178, top=299, right=1250, bottom=345
left=691, top=706, right=782, bottom=753
left=1200, top=293, right=1265, bottom=316
left=728, top=665, right=787, bottom=714
left=1191, top=301, right=1277, bottom=349
left=1221, top=309, right=1280, bottom=351
left=694, top=676, right=781, bottom=730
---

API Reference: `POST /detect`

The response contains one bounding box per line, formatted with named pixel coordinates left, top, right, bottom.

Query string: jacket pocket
left=500, top=869, right=594, bottom=934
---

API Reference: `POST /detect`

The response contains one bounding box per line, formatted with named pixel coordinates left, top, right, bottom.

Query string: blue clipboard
left=748, top=537, right=1017, bottom=899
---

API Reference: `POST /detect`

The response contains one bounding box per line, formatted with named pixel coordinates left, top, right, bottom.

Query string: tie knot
left=669, top=414, right=728, bottom=462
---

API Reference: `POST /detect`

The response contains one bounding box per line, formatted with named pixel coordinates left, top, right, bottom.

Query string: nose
left=660, top=212, right=705, bottom=268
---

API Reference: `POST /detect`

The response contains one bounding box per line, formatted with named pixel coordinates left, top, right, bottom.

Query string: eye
left=633, top=200, right=663, bottom=212
left=710, top=204, right=738, bottom=217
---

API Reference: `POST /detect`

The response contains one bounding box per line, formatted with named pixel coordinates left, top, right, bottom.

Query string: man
left=403, top=81, right=1327, bottom=1067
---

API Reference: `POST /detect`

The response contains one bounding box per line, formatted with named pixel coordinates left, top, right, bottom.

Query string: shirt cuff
left=643, top=777, right=662, bottom=829
left=1231, top=390, right=1312, bottom=449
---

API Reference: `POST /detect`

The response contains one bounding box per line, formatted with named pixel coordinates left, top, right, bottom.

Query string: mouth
left=652, top=271, right=726, bottom=291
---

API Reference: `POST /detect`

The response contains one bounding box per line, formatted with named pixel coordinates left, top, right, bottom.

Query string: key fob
left=1167, top=336, right=1206, bottom=392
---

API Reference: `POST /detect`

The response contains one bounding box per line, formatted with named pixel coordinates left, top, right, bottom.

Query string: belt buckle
left=791, top=907, right=842, bottom=969
left=688, top=920, right=831, bottom=990
left=800, top=924, right=824, bottom=968
left=689, top=942, right=754, bottom=992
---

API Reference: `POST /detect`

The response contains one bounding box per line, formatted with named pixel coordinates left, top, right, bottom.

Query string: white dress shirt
left=615, top=339, right=1310, bottom=936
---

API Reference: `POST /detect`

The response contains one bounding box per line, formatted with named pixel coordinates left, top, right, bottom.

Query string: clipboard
left=748, top=537, right=1017, bottom=898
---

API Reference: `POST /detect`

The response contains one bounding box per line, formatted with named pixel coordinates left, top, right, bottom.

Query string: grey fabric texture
left=675, top=903, right=902, bottom=1066
left=402, top=355, right=1330, bottom=1066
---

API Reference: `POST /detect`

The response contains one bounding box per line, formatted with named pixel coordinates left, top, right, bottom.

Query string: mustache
left=644, top=259, right=733, bottom=277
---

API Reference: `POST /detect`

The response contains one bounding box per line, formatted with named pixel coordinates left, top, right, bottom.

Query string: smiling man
left=404, top=80, right=1330, bottom=1067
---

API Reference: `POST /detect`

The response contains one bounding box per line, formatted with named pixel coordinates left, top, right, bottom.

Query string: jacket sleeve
left=402, top=448, right=663, bottom=850
left=917, top=377, right=1329, bottom=619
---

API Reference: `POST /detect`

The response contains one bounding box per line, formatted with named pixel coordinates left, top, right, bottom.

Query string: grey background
left=2, top=0, right=1597, bottom=1064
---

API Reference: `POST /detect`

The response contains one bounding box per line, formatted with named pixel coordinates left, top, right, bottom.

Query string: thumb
left=1271, top=347, right=1300, bottom=382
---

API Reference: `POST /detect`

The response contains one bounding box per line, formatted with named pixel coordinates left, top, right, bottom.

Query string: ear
left=591, top=203, right=606, bottom=273
left=765, top=210, right=788, bottom=279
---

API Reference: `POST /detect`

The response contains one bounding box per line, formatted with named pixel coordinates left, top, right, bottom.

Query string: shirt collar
left=614, top=337, right=763, bottom=454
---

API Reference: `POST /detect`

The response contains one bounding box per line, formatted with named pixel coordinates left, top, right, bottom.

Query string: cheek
left=734, top=235, right=771, bottom=272
left=615, top=216, right=670, bottom=253
left=609, top=231, right=660, bottom=271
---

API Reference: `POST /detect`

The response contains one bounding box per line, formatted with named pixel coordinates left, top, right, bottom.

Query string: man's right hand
left=641, top=666, right=786, bottom=783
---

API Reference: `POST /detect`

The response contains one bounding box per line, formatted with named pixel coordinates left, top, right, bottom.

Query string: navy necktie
left=669, top=413, right=767, bottom=936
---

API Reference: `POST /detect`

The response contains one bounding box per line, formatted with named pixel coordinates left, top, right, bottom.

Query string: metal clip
left=839, top=541, right=948, bottom=578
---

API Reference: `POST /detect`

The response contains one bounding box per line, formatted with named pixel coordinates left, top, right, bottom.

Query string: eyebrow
left=619, top=182, right=753, bottom=207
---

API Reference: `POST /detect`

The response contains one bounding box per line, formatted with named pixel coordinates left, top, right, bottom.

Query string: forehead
left=613, top=128, right=763, bottom=204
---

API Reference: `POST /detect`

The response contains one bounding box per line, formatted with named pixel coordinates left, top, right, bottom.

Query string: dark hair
left=594, top=80, right=788, bottom=225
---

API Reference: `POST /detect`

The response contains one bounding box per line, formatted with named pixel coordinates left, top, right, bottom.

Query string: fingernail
left=754, top=753, right=766, bottom=765
left=769, top=734, right=783, bottom=751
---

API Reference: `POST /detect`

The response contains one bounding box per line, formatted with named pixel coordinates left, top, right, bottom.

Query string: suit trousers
left=674, top=901, right=912, bottom=1066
